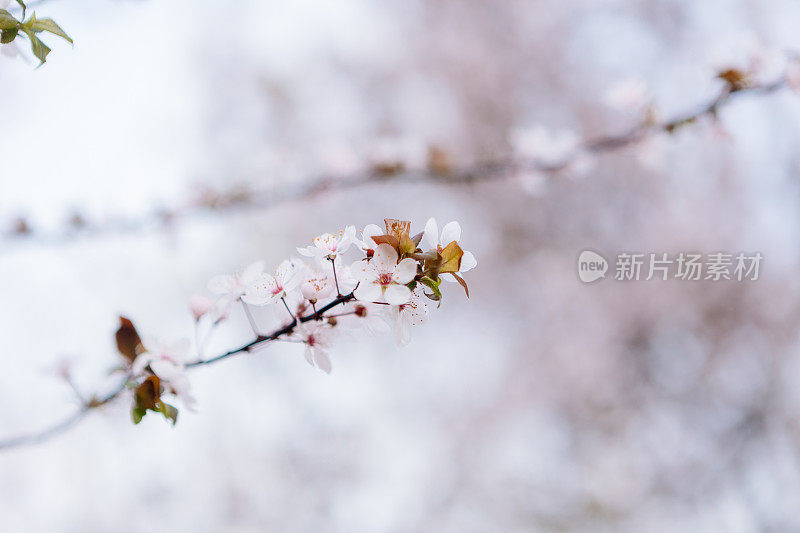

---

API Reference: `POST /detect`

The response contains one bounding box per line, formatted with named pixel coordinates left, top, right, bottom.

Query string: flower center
left=379, top=273, right=391, bottom=285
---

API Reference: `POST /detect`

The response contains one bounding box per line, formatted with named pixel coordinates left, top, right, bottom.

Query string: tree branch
left=0, top=292, right=356, bottom=451
left=2, top=73, right=792, bottom=249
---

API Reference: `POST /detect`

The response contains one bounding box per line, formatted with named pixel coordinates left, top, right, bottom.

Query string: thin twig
left=240, top=300, right=259, bottom=335
left=329, top=258, right=341, bottom=297
left=280, top=297, right=296, bottom=322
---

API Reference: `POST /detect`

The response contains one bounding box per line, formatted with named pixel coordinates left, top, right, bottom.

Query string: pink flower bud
left=188, top=295, right=214, bottom=321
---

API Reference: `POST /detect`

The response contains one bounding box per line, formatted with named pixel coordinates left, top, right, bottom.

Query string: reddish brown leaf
left=115, top=316, right=143, bottom=364
left=371, top=234, right=400, bottom=250
left=451, top=273, right=470, bottom=298
left=134, top=375, right=161, bottom=411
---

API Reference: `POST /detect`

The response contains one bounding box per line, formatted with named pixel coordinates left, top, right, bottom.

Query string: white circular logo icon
left=577, top=250, right=608, bottom=283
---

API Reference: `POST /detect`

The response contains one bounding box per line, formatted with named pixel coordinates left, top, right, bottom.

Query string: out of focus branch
left=1, top=70, right=793, bottom=249
left=0, top=291, right=356, bottom=451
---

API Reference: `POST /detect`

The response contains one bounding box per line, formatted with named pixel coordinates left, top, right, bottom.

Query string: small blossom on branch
left=188, top=295, right=214, bottom=321
left=391, top=289, right=429, bottom=346
left=294, top=321, right=334, bottom=374
left=297, top=226, right=356, bottom=260
left=353, top=244, right=417, bottom=305
left=300, top=265, right=335, bottom=302
left=422, top=218, right=477, bottom=282
left=243, top=259, right=302, bottom=306
left=208, top=261, right=264, bottom=300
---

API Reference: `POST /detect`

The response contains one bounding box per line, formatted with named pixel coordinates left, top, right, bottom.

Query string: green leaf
left=0, top=10, right=18, bottom=30
left=131, top=406, right=146, bottom=425
left=158, top=403, right=179, bottom=425
left=1, top=27, right=18, bottom=43
left=24, top=13, right=72, bottom=44
left=419, top=276, right=442, bottom=301
left=22, top=28, right=50, bottom=65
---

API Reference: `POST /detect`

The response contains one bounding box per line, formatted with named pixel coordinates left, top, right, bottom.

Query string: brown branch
left=1, top=73, right=792, bottom=249
left=0, top=292, right=356, bottom=451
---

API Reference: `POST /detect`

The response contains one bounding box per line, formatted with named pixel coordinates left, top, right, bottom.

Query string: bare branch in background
left=1, top=70, right=794, bottom=250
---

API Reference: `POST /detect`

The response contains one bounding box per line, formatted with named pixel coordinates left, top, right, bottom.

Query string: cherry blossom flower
left=300, top=265, right=335, bottom=301
left=352, top=243, right=416, bottom=305
left=390, top=289, right=429, bottom=346
left=243, top=258, right=302, bottom=306
left=297, top=226, right=356, bottom=260
left=132, top=339, right=196, bottom=409
left=208, top=261, right=264, bottom=300
left=300, top=257, right=356, bottom=300
left=295, top=322, right=334, bottom=374
left=423, top=218, right=477, bottom=280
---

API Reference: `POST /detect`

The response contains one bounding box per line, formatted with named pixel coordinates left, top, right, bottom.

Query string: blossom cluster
left=115, top=218, right=476, bottom=425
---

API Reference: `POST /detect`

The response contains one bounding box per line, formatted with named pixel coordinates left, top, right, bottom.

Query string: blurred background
left=3, top=0, right=800, bottom=531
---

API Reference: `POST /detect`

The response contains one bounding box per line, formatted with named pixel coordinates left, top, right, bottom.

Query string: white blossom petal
left=360, top=224, right=383, bottom=250
left=131, top=353, right=154, bottom=376
left=303, top=345, right=314, bottom=366
left=242, top=273, right=279, bottom=305
left=393, top=258, right=417, bottom=284
left=384, top=283, right=412, bottom=305
left=150, top=359, right=183, bottom=382
left=460, top=251, right=477, bottom=272
left=241, top=261, right=265, bottom=284
left=313, top=349, right=332, bottom=374
left=440, top=221, right=462, bottom=247
left=372, top=243, right=398, bottom=273
left=423, top=218, right=439, bottom=250
left=354, top=282, right=382, bottom=303
left=352, top=260, right=377, bottom=283
left=391, top=307, right=412, bottom=346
